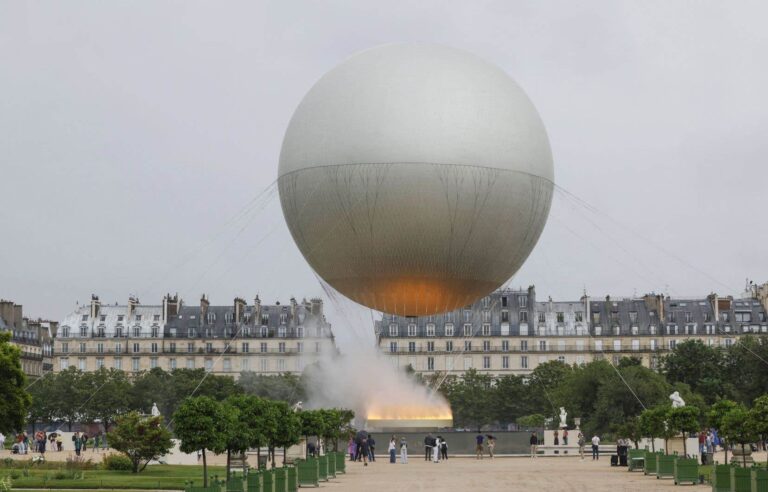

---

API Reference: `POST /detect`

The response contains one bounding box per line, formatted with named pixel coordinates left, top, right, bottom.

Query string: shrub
left=103, top=454, right=133, bottom=471
left=65, top=455, right=95, bottom=470
left=8, top=471, right=20, bottom=480
left=1, top=458, right=13, bottom=467
left=53, top=471, right=68, bottom=480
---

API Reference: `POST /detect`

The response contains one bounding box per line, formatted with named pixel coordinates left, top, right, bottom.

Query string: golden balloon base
left=366, top=418, right=453, bottom=432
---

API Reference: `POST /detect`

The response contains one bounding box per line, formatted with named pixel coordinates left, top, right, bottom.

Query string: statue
left=669, top=391, right=685, bottom=408
left=151, top=402, right=160, bottom=417
left=559, top=407, right=568, bottom=428
left=292, top=401, right=303, bottom=413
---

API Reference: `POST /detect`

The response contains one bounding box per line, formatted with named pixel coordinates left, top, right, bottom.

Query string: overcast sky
left=2, top=1, right=767, bottom=345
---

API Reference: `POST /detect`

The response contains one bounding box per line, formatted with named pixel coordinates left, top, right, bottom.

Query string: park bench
left=628, top=448, right=645, bottom=471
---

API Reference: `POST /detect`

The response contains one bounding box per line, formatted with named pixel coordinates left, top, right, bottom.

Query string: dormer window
left=261, top=314, right=270, bottom=325
left=82, top=315, right=88, bottom=322
left=117, top=315, right=124, bottom=322
left=153, top=315, right=160, bottom=322
left=135, top=315, right=142, bottom=321
left=133, top=327, right=140, bottom=337
left=100, top=315, right=106, bottom=322
left=207, top=312, right=216, bottom=323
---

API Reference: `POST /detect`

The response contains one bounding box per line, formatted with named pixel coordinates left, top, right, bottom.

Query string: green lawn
left=0, top=464, right=227, bottom=490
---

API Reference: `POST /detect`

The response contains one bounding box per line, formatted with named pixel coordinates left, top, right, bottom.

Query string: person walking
left=348, top=437, right=356, bottom=461
left=440, top=436, right=448, bottom=460
left=475, top=433, right=484, bottom=460
left=73, top=432, right=82, bottom=457
left=486, top=435, right=496, bottom=459
left=591, top=434, right=601, bottom=460
left=36, top=433, right=46, bottom=457
left=577, top=432, right=585, bottom=460
left=529, top=432, right=538, bottom=459
left=399, top=437, right=408, bottom=464
left=388, top=436, right=397, bottom=463
left=432, top=436, right=441, bottom=463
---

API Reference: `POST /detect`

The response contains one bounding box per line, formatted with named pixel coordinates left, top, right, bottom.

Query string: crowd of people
left=0, top=430, right=107, bottom=455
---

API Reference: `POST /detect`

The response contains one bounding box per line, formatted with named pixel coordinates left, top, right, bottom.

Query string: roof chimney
left=200, top=294, right=210, bottom=321
left=128, top=296, right=139, bottom=317
left=164, top=293, right=180, bottom=321
left=253, top=295, right=261, bottom=323
left=90, top=295, right=101, bottom=319
left=310, top=297, right=323, bottom=316
left=234, top=297, right=246, bottom=323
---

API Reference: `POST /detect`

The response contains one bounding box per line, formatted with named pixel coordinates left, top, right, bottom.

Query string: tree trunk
left=257, top=448, right=261, bottom=469
left=305, top=435, right=309, bottom=459
left=226, top=448, right=231, bottom=479
left=202, top=449, right=208, bottom=487
left=724, top=441, right=728, bottom=465
left=68, top=421, right=73, bottom=431
left=283, top=447, right=287, bottom=465
left=682, top=432, right=687, bottom=457
left=742, top=444, right=746, bottom=467
left=651, top=437, right=655, bottom=452
left=664, top=438, right=668, bottom=455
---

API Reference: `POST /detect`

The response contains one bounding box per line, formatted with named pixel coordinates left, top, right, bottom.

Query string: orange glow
left=366, top=404, right=453, bottom=422
left=331, top=276, right=498, bottom=317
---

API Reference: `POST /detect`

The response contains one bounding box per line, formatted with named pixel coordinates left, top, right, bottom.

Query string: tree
left=27, top=374, right=55, bottom=433
left=748, top=395, right=768, bottom=467
left=708, top=399, right=738, bottom=464
left=614, top=417, right=642, bottom=449
left=173, top=396, right=235, bottom=486
left=82, top=368, right=132, bottom=432
left=722, top=336, right=768, bottom=404
left=517, top=414, right=546, bottom=429
left=661, top=340, right=726, bottom=402
left=109, top=412, right=173, bottom=473
left=49, top=367, right=88, bottom=430
left=491, top=375, right=529, bottom=426
left=639, top=406, right=670, bottom=453
left=0, top=332, right=31, bottom=434
left=667, top=406, right=700, bottom=457
left=238, top=373, right=305, bottom=403
left=441, top=369, right=494, bottom=431
left=266, top=401, right=301, bottom=467
left=299, top=410, right=325, bottom=458
left=720, top=404, right=758, bottom=467
left=223, top=395, right=270, bottom=477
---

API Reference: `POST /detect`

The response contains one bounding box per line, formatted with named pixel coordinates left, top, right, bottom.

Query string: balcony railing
left=384, top=344, right=670, bottom=354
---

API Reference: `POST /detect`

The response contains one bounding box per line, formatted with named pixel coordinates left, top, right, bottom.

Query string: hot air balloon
left=278, top=44, right=553, bottom=316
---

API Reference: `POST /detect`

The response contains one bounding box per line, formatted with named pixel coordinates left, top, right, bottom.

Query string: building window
left=464, top=340, right=472, bottom=351
left=595, top=340, right=603, bottom=351
left=463, top=310, right=472, bottom=322
left=446, top=341, right=453, bottom=352
left=668, top=340, right=677, bottom=350
left=735, top=312, right=752, bottom=322
left=150, top=357, right=158, bottom=369
left=557, top=355, right=566, bottom=364
left=297, top=326, right=305, bottom=338
left=613, top=340, right=621, bottom=351
left=575, top=311, right=583, bottom=322
left=389, top=324, right=398, bottom=336
left=60, top=358, right=69, bottom=370
left=132, top=357, right=140, bottom=371
left=594, top=326, right=602, bottom=336
left=242, top=342, right=249, bottom=353
left=133, top=343, right=140, bottom=353
left=260, top=342, right=268, bottom=353
left=539, top=340, right=547, bottom=351
left=278, top=326, right=287, bottom=338
left=274, top=358, right=284, bottom=371
left=113, top=343, right=121, bottom=354
left=501, top=340, right=509, bottom=352
left=278, top=342, right=286, bottom=353
left=78, top=357, right=87, bottom=371
left=297, top=342, right=303, bottom=353
left=427, top=357, right=435, bottom=371
left=223, top=358, right=231, bottom=372
left=519, top=296, right=527, bottom=308
left=241, top=358, right=249, bottom=371
left=519, top=311, right=528, bottom=323
left=61, top=342, right=69, bottom=354
left=483, top=340, right=491, bottom=352
left=260, top=326, right=268, bottom=337
left=521, top=356, right=528, bottom=369
left=151, top=327, right=159, bottom=337
left=426, top=324, right=435, bottom=337
left=407, top=324, right=417, bottom=337
left=98, top=343, right=104, bottom=353
left=186, top=358, right=195, bottom=369
left=556, top=312, right=564, bottom=323
left=501, top=296, right=508, bottom=307
left=204, top=359, right=213, bottom=372
left=482, top=324, right=491, bottom=336
left=482, top=310, right=491, bottom=322
left=483, top=356, right=491, bottom=369
left=520, top=340, right=528, bottom=352
left=151, top=343, right=158, bottom=353
left=427, top=341, right=434, bottom=352
left=502, top=356, right=509, bottom=369
left=408, top=342, right=416, bottom=353
left=133, top=327, right=140, bottom=337
left=114, top=357, right=122, bottom=370
left=168, top=358, right=176, bottom=370
left=464, top=357, right=472, bottom=370
left=463, top=324, right=472, bottom=336
left=538, top=312, right=546, bottom=323
left=205, top=342, right=213, bottom=353
left=390, top=342, right=398, bottom=353
left=445, top=324, right=454, bottom=336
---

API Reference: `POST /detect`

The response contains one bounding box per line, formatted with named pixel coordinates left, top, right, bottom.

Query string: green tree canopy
left=0, top=332, right=31, bottom=434
left=109, top=412, right=173, bottom=473
left=238, top=372, right=304, bottom=403
left=661, top=340, right=725, bottom=402
left=82, top=368, right=132, bottom=431
left=667, top=406, right=700, bottom=456
left=720, top=404, right=759, bottom=467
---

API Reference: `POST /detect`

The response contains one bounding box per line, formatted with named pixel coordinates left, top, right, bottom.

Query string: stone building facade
left=55, top=294, right=336, bottom=377
left=0, top=299, right=56, bottom=378
left=375, top=285, right=768, bottom=376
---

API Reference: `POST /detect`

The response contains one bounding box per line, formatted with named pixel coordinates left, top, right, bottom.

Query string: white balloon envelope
left=279, top=44, right=553, bottom=316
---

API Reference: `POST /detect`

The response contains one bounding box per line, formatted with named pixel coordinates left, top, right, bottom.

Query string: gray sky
left=2, top=1, right=767, bottom=345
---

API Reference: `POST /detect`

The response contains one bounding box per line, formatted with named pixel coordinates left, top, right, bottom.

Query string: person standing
left=554, top=430, right=559, bottom=446
left=432, top=436, right=441, bottom=463
left=388, top=436, right=397, bottom=463
left=348, top=437, right=356, bottom=462
left=486, top=435, right=496, bottom=459
left=577, top=432, right=585, bottom=460
left=591, top=434, right=601, bottom=460
left=424, top=434, right=433, bottom=461
left=440, top=436, right=448, bottom=460
left=399, top=437, right=408, bottom=464
left=0, top=432, right=5, bottom=451
left=94, top=433, right=101, bottom=452
left=475, top=433, right=484, bottom=460
left=368, top=436, right=376, bottom=462
left=36, top=433, right=46, bottom=456
left=563, top=429, right=569, bottom=446
left=74, top=432, right=82, bottom=457
left=81, top=433, right=88, bottom=452
left=530, top=432, right=538, bottom=459
left=56, top=434, right=63, bottom=452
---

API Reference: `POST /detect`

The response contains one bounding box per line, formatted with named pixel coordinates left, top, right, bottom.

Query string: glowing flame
left=366, top=403, right=453, bottom=421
